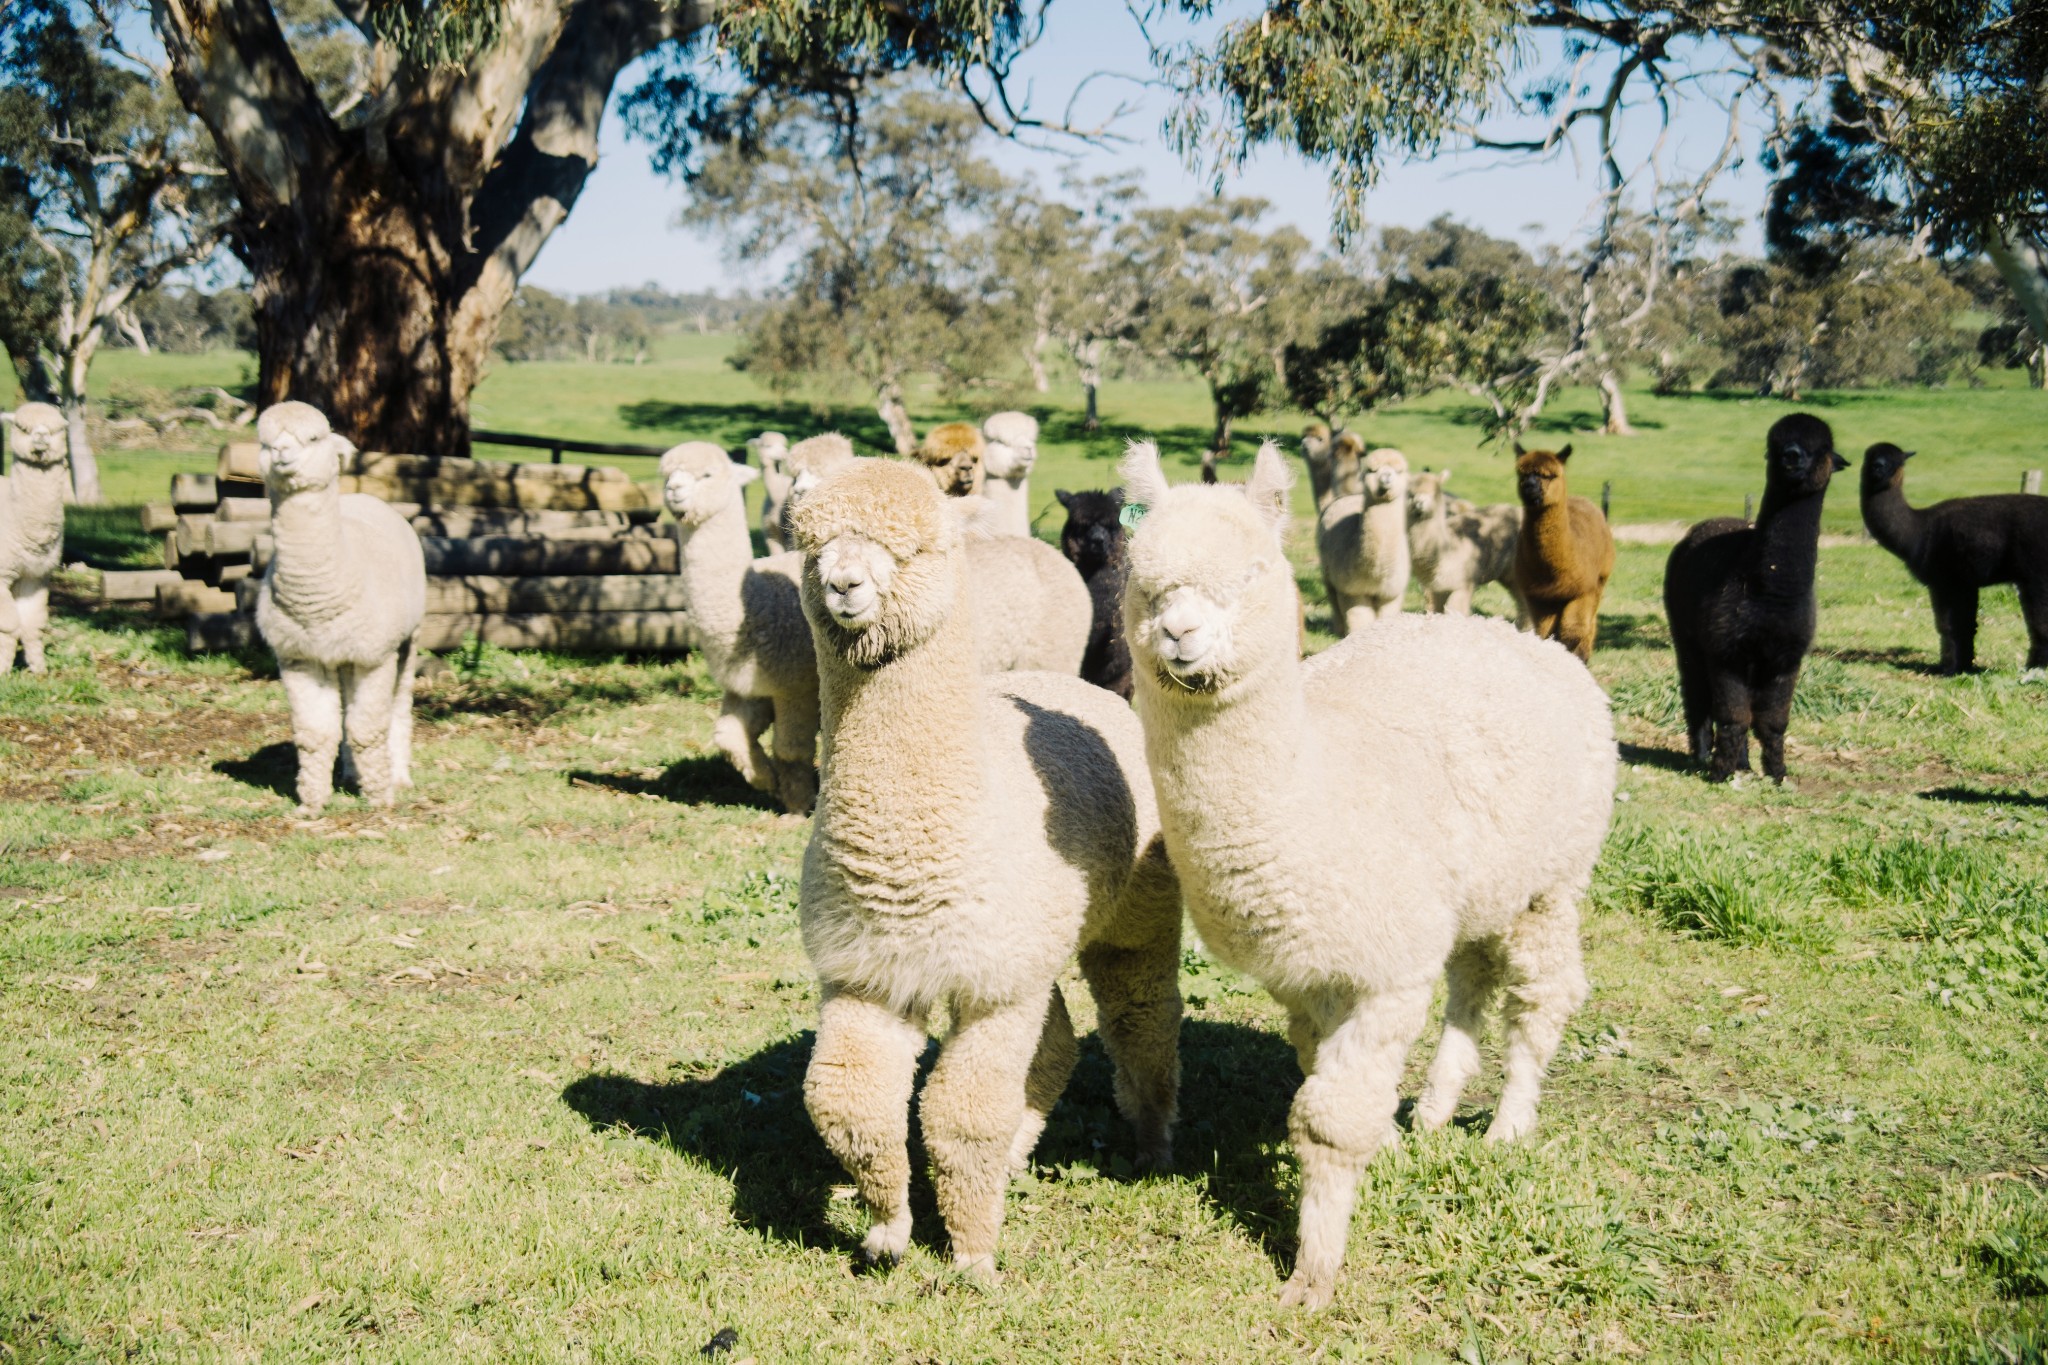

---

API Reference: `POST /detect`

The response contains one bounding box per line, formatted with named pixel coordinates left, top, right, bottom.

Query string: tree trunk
left=1986, top=225, right=2048, bottom=390
left=1078, top=338, right=1103, bottom=432
left=1203, top=408, right=1233, bottom=485
left=1597, top=370, right=1635, bottom=436
left=1027, top=342, right=1050, bottom=393
left=875, top=378, right=918, bottom=456
left=60, top=337, right=103, bottom=504
left=1083, top=380, right=1099, bottom=432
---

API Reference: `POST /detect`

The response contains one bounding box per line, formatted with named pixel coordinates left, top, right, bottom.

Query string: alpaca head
left=918, top=422, right=985, bottom=497
left=791, top=458, right=961, bottom=668
left=981, top=411, right=1039, bottom=481
left=1514, top=444, right=1574, bottom=510
left=1330, top=431, right=1366, bottom=487
left=1361, top=447, right=1409, bottom=505
left=1119, top=439, right=1297, bottom=694
left=257, top=402, right=353, bottom=493
left=6, top=403, right=66, bottom=468
left=786, top=432, right=856, bottom=504
left=753, top=431, right=790, bottom=474
left=660, top=441, right=756, bottom=527
left=1056, top=487, right=1125, bottom=576
left=1299, top=422, right=1332, bottom=467
left=1861, top=441, right=1914, bottom=494
left=1766, top=413, right=1848, bottom=494
left=1407, top=469, right=1450, bottom=523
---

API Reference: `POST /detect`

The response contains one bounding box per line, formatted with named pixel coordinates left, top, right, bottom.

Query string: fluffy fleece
left=1, top=404, right=70, bottom=674
left=1316, top=446, right=1412, bottom=633
left=979, top=411, right=1040, bottom=536
left=1510, top=444, right=1614, bottom=662
left=1056, top=487, right=1134, bottom=698
left=917, top=421, right=985, bottom=498
left=252, top=402, right=427, bottom=816
left=791, top=457, right=1182, bottom=1281
left=753, top=431, right=793, bottom=552
left=963, top=530, right=1094, bottom=675
left=1299, top=423, right=1337, bottom=511
left=776, top=432, right=857, bottom=547
left=1665, top=414, right=1848, bottom=782
left=661, top=441, right=820, bottom=814
left=1406, top=470, right=1520, bottom=615
left=1119, top=438, right=1614, bottom=1308
left=1861, top=442, right=2048, bottom=673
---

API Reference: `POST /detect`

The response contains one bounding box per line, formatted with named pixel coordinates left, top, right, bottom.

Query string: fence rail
left=470, top=429, right=749, bottom=466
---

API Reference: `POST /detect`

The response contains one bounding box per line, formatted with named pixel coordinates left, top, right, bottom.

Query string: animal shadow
left=1617, top=741, right=1696, bottom=775
left=1598, top=612, right=1670, bottom=651
left=214, top=742, right=303, bottom=801
left=1919, top=785, right=2048, bottom=810
left=1823, top=646, right=1945, bottom=677
left=567, top=756, right=783, bottom=811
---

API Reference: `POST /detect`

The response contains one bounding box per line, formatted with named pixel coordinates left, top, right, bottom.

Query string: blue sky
left=527, top=4, right=1777, bottom=297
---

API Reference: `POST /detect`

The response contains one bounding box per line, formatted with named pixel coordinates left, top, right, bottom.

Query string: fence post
left=1744, top=492, right=1754, bottom=523
left=551, top=443, right=564, bottom=465
left=1601, top=480, right=1611, bottom=521
left=2025, top=469, right=2043, bottom=496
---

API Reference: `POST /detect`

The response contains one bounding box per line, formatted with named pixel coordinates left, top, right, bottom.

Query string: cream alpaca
left=792, top=458, right=1182, bottom=1281
left=661, top=441, right=820, bottom=814
left=961, top=531, right=1093, bottom=674
left=253, top=402, right=427, bottom=816
left=0, top=404, right=69, bottom=674
left=978, top=411, right=1040, bottom=535
left=1316, top=446, right=1411, bottom=633
left=754, top=432, right=793, bottom=552
left=1120, top=439, right=1614, bottom=1309
left=1406, top=470, right=1520, bottom=615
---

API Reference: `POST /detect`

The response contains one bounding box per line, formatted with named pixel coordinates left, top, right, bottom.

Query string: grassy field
left=3, top=347, right=2047, bottom=1361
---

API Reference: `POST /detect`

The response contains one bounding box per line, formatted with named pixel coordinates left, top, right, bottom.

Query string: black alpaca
left=1055, top=488, right=1134, bottom=699
left=1860, top=443, right=2048, bottom=674
left=1664, top=413, right=1849, bottom=782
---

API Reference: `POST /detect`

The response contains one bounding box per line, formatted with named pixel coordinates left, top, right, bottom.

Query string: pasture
left=3, top=345, right=2046, bottom=1362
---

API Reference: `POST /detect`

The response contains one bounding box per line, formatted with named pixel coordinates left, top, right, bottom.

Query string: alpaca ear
left=1513, top=442, right=1527, bottom=457
left=320, top=432, right=358, bottom=473
left=733, top=462, right=760, bottom=487
left=1440, top=469, right=1452, bottom=485
left=1055, top=489, right=1073, bottom=508
left=1108, top=486, right=1125, bottom=508
left=1556, top=444, right=1573, bottom=463
left=1244, top=440, right=1294, bottom=537
left=1119, top=440, right=1170, bottom=510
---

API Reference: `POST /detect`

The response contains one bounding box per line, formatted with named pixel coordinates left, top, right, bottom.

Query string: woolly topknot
left=659, top=441, right=733, bottom=477
left=257, top=401, right=332, bottom=447
left=919, top=422, right=984, bottom=464
left=789, top=432, right=852, bottom=470
left=981, top=411, right=1038, bottom=448
left=10, top=402, right=63, bottom=436
left=791, top=457, right=955, bottom=562
left=8, top=403, right=65, bottom=463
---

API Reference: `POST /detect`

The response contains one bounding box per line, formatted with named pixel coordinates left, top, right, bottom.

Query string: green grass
left=4, top=349, right=2048, bottom=1361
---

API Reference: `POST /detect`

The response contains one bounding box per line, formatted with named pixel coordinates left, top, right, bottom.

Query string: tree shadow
left=567, top=755, right=785, bottom=811
left=1598, top=612, right=1670, bottom=651
left=1821, top=646, right=1944, bottom=677
left=615, top=399, right=900, bottom=456
left=213, top=741, right=301, bottom=800
left=1618, top=741, right=1697, bottom=775
left=1919, top=785, right=2048, bottom=809
left=411, top=667, right=694, bottom=725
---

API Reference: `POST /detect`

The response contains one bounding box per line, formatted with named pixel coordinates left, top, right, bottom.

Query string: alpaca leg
left=1487, top=887, right=1590, bottom=1143
left=804, top=986, right=928, bottom=1266
left=2020, top=580, right=2048, bottom=670
left=1281, top=983, right=1434, bottom=1309
left=279, top=661, right=342, bottom=816
left=1414, top=940, right=1506, bottom=1131
left=1286, top=1007, right=1322, bottom=1075
left=1526, top=607, right=1559, bottom=643
left=1751, top=669, right=1800, bottom=784
left=1008, top=985, right=1078, bottom=1174
left=713, top=693, right=778, bottom=792
left=1079, top=933, right=1184, bottom=1169
left=1326, top=586, right=1350, bottom=637
left=1672, top=641, right=1712, bottom=764
left=920, top=994, right=1049, bottom=1280
left=1374, top=595, right=1404, bottom=621
left=387, top=638, right=418, bottom=790
left=1444, top=586, right=1473, bottom=616
left=13, top=580, right=49, bottom=674
left=1344, top=602, right=1378, bottom=635
left=1706, top=674, right=1753, bottom=782
left=770, top=689, right=820, bottom=815
left=1930, top=582, right=1980, bottom=674
left=1560, top=596, right=1600, bottom=662
left=340, top=654, right=401, bottom=806
left=0, top=586, right=20, bottom=674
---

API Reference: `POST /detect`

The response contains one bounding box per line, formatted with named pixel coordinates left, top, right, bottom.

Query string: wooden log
left=419, top=535, right=677, bottom=577
left=188, top=611, right=258, bottom=653
left=171, top=473, right=217, bottom=510
left=202, top=521, right=267, bottom=557
left=140, top=503, right=179, bottom=534
left=217, top=442, right=262, bottom=482
left=406, top=507, right=631, bottom=537
left=216, top=498, right=273, bottom=523
left=417, top=611, right=695, bottom=653
left=174, top=514, right=215, bottom=557
left=217, top=562, right=253, bottom=585
left=102, top=568, right=184, bottom=603
left=2025, top=469, right=2043, bottom=496
left=218, top=476, right=267, bottom=499
left=162, top=533, right=178, bottom=571
left=157, top=580, right=238, bottom=618
left=344, top=472, right=654, bottom=513
left=354, top=452, right=635, bottom=486
left=426, top=574, right=695, bottom=615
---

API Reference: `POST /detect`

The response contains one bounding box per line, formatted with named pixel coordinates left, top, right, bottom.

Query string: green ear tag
left=1119, top=501, right=1149, bottom=531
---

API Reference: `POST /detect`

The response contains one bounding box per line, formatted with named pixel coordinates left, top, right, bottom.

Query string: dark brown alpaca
left=1510, top=444, right=1614, bottom=662
left=1860, top=443, right=2048, bottom=673
left=1055, top=488, right=1134, bottom=698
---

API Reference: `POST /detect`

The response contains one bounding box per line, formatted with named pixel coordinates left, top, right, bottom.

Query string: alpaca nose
left=1518, top=476, right=1541, bottom=501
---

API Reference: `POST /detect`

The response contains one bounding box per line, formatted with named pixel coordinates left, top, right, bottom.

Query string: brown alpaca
left=917, top=422, right=985, bottom=497
left=1510, top=444, right=1614, bottom=663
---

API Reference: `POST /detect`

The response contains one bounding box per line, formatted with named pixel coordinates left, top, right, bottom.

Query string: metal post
left=551, top=444, right=564, bottom=465
left=1600, top=480, right=1611, bottom=521
left=2024, top=469, right=2043, bottom=496
left=1743, top=492, right=1754, bottom=523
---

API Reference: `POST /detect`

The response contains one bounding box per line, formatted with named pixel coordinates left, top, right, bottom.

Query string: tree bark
left=59, top=333, right=104, bottom=503
left=875, top=378, right=918, bottom=456
left=1986, top=225, right=2048, bottom=390
left=1078, top=337, right=1103, bottom=432
left=1203, top=408, right=1233, bottom=484
left=1597, top=369, right=1634, bottom=436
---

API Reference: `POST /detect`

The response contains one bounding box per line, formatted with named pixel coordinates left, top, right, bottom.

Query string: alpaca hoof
left=860, top=1220, right=910, bottom=1267
left=294, top=802, right=326, bottom=819
left=1134, top=1138, right=1174, bottom=1173
left=1411, top=1100, right=1454, bottom=1133
left=1278, top=1270, right=1334, bottom=1310
left=1483, top=1110, right=1535, bottom=1144
left=952, top=1253, right=999, bottom=1285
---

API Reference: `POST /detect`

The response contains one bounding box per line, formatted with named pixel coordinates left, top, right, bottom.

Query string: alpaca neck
left=267, top=483, right=358, bottom=622
left=1523, top=496, right=1579, bottom=563
left=7, top=460, right=69, bottom=563
left=1410, top=498, right=1452, bottom=566
left=1745, top=481, right=1828, bottom=599
left=674, top=498, right=755, bottom=678
left=814, top=575, right=984, bottom=914
left=1861, top=481, right=1926, bottom=568
left=981, top=474, right=1030, bottom=535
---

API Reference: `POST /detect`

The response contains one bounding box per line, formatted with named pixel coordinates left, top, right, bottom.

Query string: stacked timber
left=122, top=441, right=696, bottom=657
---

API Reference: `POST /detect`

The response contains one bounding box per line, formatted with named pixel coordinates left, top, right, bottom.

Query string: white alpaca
left=1406, top=470, right=1521, bottom=615
left=1317, top=446, right=1411, bottom=633
left=252, top=403, right=427, bottom=816
left=961, top=531, right=1093, bottom=675
left=792, top=457, right=1182, bottom=1280
left=1, top=404, right=70, bottom=674
left=660, top=441, right=819, bottom=814
left=754, top=431, right=793, bottom=552
left=1120, top=439, right=1614, bottom=1308
left=978, top=410, right=1039, bottom=536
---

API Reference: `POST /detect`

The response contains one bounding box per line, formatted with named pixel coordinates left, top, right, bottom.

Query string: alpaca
left=1119, top=438, right=1614, bottom=1308
left=754, top=431, right=792, bottom=552
left=979, top=411, right=1040, bottom=536
left=791, top=458, right=1183, bottom=1280
left=1665, top=414, right=1848, bottom=782
left=1407, top=470, right=1520, bottom=615
left=1317, top=446, right=1411, bottom=634
left=1299, top=423, right=1337, bottom=511
left=1861, top=442, right=2048, bottom=673
left=252, top=402, right=427, bottom=816
left=962, top=531, right=1094, bottom=675
left=661, top=441, right=820, bottom=814
left=1327, top=431, right=1365, bottom=504
left=773, top=432, right=857, bottom=548
left=917, top=422, right=985, bottom=498
left=1, top=404, right=70, bottom=674
left=1510, top=445, right=1614, bottom=662
left=1055, top=487, right=1134, bottom=698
